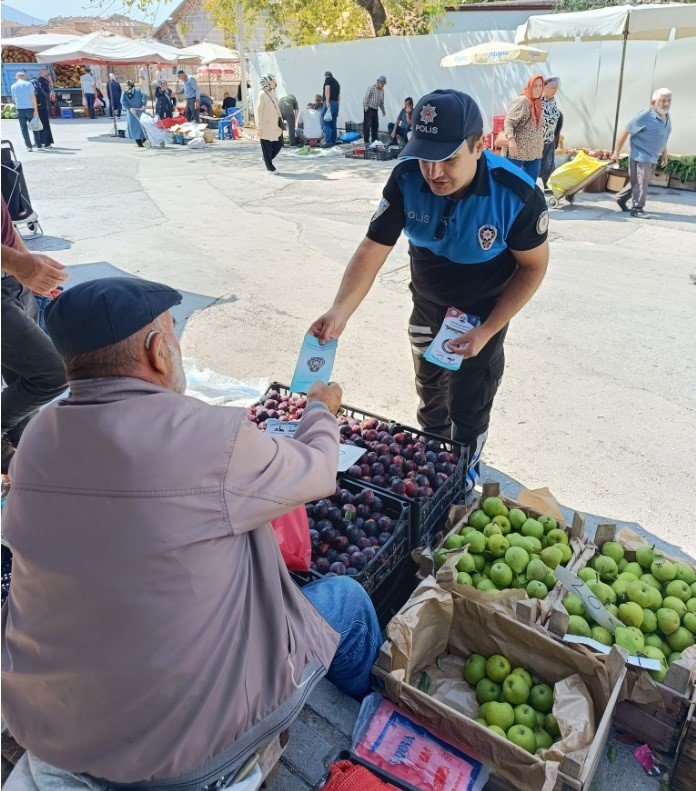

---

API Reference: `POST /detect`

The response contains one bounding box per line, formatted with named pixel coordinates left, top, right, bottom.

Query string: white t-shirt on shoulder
left=298, top=108, right=323, bottom=139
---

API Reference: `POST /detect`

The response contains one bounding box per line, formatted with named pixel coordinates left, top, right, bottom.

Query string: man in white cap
left=363, top=75, right=387, bottom=145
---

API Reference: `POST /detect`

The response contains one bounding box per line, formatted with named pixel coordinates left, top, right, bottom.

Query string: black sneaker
left=631, top=207, right=653, bottom=219
left=616, top=196, right=630, bottom=212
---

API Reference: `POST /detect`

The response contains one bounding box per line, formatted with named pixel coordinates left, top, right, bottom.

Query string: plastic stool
left=218, top=118, right=233, bottom=140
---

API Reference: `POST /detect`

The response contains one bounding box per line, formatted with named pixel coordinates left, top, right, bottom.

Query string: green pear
left=623, top=562, right=644, bottom=578
left=475, top=717, right=488, bottom=727
left=526, top=580, right=548, bottom=599
left=468, top=509, right=491, bottom=530
left=592, top=555, right=618, bottom=581
left=538, top=515, right=557, bottom=533
left=640, top=609, right=658, bottom=634
left=618, top=602, right=644, bottom=628
left=508, top=508, right=527, bottom=530
left=485, top=701, right=515, bottom=731
left=471, top=573, right=484, bottom=587
left=663, top=596, right=687, bottom=619
left=490, top=561, right=513, bottom=588
left=687, top=598, right=696, bottom=614
left=467, top=532, right=487, bottom=554
left=488, top=724, right=507, bottom=738
left=527, top=537, right=543, bottom=554
left=456, top=553, right=476, bottom=574
left=535, top=711, right=545, bottom=728
left=601, top=541, right=624, bottom=564
left=646, top=586, right=663, bottom=612
left=547, top=528, right=569, bottom=546
left=641, top=573, right=662, bottom=590
left=476, top=579, right=499, bottom=593
left=511, top=667, right=533, bottom=688
left=545, top=570, right=557, bottom=590
left=540, top=546, right=563, bottom=570
left=507, top=724, right=537, bottom=753
left=482, top=496, right=508, bottom=518
left=578, top=567, right=598, bottom=584
left=651, top=557, right=676, bottom=583
left=644, top=634, right=664, bottom=651
left=589, top=581, right=616, bottom=605
left=683, top=612, right=696, bottom=635
left=492, top=515, right=511, bottom=535
left=612, top=579, right=631, bottom=603
left=656, top=607, right=680, bottom=635
left=673, top=563, right=696, bottom=586
left=514, top=703, right=537, bottom=729
left=667, top=627, right=695, bottom=653
left=521, top=518, right=544, bottom=540
left=563, top=594, right=586, bottom=617
left=488, top=534, right=510, bottom=559
left=635, top=544, right=656, bottom=570
left=617, top=558, right=628, bottom=572
left=444, top=534, right=465, bottom=550
left=473, top=554, right=486, bottom=572
left=504, top=546, right=530, bottom=574
left=527, top=558, right=550, bottom=582
left=483, top=523, right=503, bottom=538
left=434, top=548, right=448, bottom=568
left=591, top=626, right=614, bottom=646
left=668, top=651, right=683, bottom=664
left=642, top=646, right=668, bottom=682
left=605, top=603, right=619, bottom=617
left=614, top=626, right=644, bottom=654
left=456, top=572, right=473, bottom=586
left=503, top=674, right=530, bottom=705
left=556, top=543, right=573, bottom=565
left=567, top=615, right=591, bottom=637
left=511, top=573, right=528, bottom=589
left=665, top=580, right=691, bottom=603
left=627, top=580, right=653, bottom=609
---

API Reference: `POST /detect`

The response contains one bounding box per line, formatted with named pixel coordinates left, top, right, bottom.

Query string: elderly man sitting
left=1, top=277, right=380, bottom=790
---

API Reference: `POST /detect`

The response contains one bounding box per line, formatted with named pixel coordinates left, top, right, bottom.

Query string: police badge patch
left=537, top=210, right=549, bottom=234
left=371, top=197, right=390, bottom=221
left=478, top=225, right=497, bottom=251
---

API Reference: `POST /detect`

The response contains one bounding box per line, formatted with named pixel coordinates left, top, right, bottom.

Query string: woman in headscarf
left=108, top=74, right=122, bottom=118
left=121, top=81, right=147, bottom=148
left=155, top=80, right=174, bottom=119
left=540, top=76, right=563, bottom=188
left=255, top=74, right=284, bottom=173
left=31, top=68, right=54, bottom=149
left=503, top=74, right=545, bottom=181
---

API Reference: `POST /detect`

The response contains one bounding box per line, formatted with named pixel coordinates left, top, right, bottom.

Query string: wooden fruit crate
left=650, top=170, right=670, bottom=187
left=671, top=691, right=696, bottom=790
left=544, top=522, right=695, bottom=754
left=605, top=168, right=629, bottom=192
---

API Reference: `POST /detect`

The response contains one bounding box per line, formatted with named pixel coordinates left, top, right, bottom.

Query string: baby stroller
left=1, top=139, right=43, bottom=237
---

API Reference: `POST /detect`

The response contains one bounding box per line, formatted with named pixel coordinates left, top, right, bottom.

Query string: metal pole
left=236, top=1, right=249, bottom=124
left=611, top=33, right=628, bottom=150
left=107, top=61, right=118, bottom=137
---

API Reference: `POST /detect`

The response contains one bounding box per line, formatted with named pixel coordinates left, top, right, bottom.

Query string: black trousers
left=408, top=295, right=507, bottom=469
left=540, top=141, right=556, bottom=186
left=260, top=136, right=283, bottom=171
left=281, top=110, right=296, bottom=145
left=1, top=277, right=67, bottom=474
left=36, top=99, right=54, bottom=147
left=363, top=108, right=379, bottom=145
left=185, top=97, right=199, bottom=123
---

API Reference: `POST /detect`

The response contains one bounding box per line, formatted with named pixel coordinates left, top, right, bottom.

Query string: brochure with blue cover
left=423, top=307, right=481, bottom=371
left=289, top=334, right=338, bottom=393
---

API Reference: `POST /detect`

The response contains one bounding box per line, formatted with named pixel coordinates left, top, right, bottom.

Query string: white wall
left=250, top=30, right=695, bottom=154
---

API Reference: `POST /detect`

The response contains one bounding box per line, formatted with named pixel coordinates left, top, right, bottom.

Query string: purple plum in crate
left=337, top=553, right=351, bottom=566
left=378, top=532, right=391, bottom=545
left=390, top=479, right=407, bottom=495
left=329, top=562, right=346, bottom=575
left=316, top=558, right=331, bottom=574
left=347, top=465, right=362, bottom=478
left=309, top=529, right=320, bottom=548
left=346, top=526, right=363, bottom=545
left=333, top=535, right=349, bottom=552
left=327, top=506, right=342, bottom=522
left=351, top=552, right=368, bottom=570
left=346, top=567, right=359, bottom=577
left=339, top=490, right=354, bottom=505
left=363, top=547, right=377, bottom=560
left=377, top=516, right=393, bottom=533
left=362, top=519, right=377, bottom=537
left=357, top=537, right=372, bottom=550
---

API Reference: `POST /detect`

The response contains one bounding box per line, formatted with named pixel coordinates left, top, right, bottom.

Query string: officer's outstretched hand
left=309, top=307, right=348, bottom=345
left=447, top=326, right=493, bottom=359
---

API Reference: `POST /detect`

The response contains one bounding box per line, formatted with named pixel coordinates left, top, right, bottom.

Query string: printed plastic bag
left=271, top=506, right=311, bottom=572
left=548, top=149, right=607, bottom=199
left=28, top=116, right=43, bottom=132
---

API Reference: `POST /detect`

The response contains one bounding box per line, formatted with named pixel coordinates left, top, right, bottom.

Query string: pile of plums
left=308, top=485, right=396, bottom=577
left=248, top=389, right=307, bottom=429
left=340, top=417, right=459, bottom=499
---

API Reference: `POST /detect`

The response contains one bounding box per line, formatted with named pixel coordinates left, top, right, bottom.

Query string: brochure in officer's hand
left=289, top=333, right=338, bottom=393
left=424, top=307, right=481, bottom=371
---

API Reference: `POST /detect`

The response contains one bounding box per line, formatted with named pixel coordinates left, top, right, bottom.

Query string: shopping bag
left=324, top=107, right=333, bottom=123
left=28, top=116, right=43, bottom=132
left=548, top=149, right=607, bottom=199
left=271, top=506, right=311, bottom=572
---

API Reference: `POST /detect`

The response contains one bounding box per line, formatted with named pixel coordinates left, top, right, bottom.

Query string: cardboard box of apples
left=545, top=523, right=696, bottom=752
left=372, top=577, right=626, bottom=791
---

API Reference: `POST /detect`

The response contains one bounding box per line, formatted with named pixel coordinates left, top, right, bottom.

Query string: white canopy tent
left=1, top=34, right=81, bottom=53
left=182, top=42, right=239, bottom=64
left=515, top=3, right=696, bottom=144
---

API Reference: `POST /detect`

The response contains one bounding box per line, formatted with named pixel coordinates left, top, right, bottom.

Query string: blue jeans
left=85, top=92, right=95, bottom=119
left=17, top=108, right=40, bottom=150
left=508, top=157, right=541, bottom=182
left=302, top=576, right=380, bottom=700
left=321, top=100, right=339, bottom=146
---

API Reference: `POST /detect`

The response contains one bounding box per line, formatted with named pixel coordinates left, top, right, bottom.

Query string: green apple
left=547, top=528, right=569, bottom=546
left=473, top=554, right=486, bottom=572
left=667, top=627, right=695, bottom=653
left=529, top=683, right=554, bottom=713
left=663, top=596, right=687, bottom=619
left=618, top=602, right=644, bottom=628
left=486, top=655, right=512, bottom=682
left=468, top=509, right=491, bottom=530
left=475, top=716, right=488, bottom=727
left=646, top=586, right=663, bottom=612
left=601, top=541, right=624, bottom=564
left=507, top=724, right=537, bottom=753
left=527, top=558, right=550, bottom=583
left=538, top=515, right=557, bottom=533
left=505, top=546, right=530, bottom=574
left=434, top=548, right=448, bottom=568
left=612, top=579, right=631, bottom=603
left=578, top=567, right=598, bottom=584
left=444, top=533, right=465, bottom=550
left=488, top=724, right=507, bottom=738
left=591, top=626, right=614, bottom=646
left=567, top=615, right=591, bottom=637
left=614, top=626, right=644, bottom=654
left=483, top=523, right=503, bottom=539
left=623, top=562, right=644, bottom=578
left=635, top=545, right=656, bottom=570
left=605, top=603, right=620, bottom=617
left=464, top=653, right=488, bottom=685
left=556, top=543, right=573, bottom=565
left=534, top=729, right=553, bottom=751
left=545, top=713, right=560, bottom=737
left=540, top=546, right=563, bottom=570
left=476, top=677, right=502, bottom=704
left=457, top=572, right=473, bottom=586
left=673, top=563, right=696, bottom=586
left=640, top=609, right=657, bottom=634
left=535, top=711, right=545, bottom=728
left=485, top=701, right=515, bottom=731
left=618, top=558, right=628, bottom=572
left=482, top=496, right=508, bottom=519
left=492, top=515, right=511, bottom=535
left=683, top=612, right=696, bottom=635
left=511, top=573, right=528, bottom=589
left=476, top=579, right=499, bottom=593
left=459, top=525, right=478, bottom=540
left=514, top=703, right=537, bottom=729
left=511, top=667, right=533, bottom=688
left=627, top=580, right=653, bottom=609
left=668, top=652, right=683, bottom=664
left=563, top=594, right=586, bottom=617
left=526, top=537, right=543, bottom=554
left=471, top=573, right=484, bottom=587
left=521, top=518, right=544, bottom=540
left=644, top=634, right=664, bottom=651
left=665, top=580, right=691, bottom=603
left=526, top=580, right=548, bottom=599
left=651, top=557, right=676, bottom=583
left=545, top=571, right=557, bottom=590
left=456, top=553, right=476, bottom=574
left=687, top=598, right=696, bottom=614
left=488, top=534, right=510, bottom=559
left=503, top=674, right=530, bottom=705
left=691, top=582, right=696, bottom=598
left=508, top=508, right=527, bottom=530
left=490, top=561, right=513, bottom=588
left=592, top=555, right=618, bottom=581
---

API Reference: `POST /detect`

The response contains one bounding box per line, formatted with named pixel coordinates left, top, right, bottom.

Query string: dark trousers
left=185, top=97, right=199, bottom=123
left=109, top=99, right=122, bottom=117
left=1, top=277, right=67, bottom=474
left=387, top=122, right=408, bottom=145
left=17, top=109, right=40, bottom=150
left=616, top=159, right=656, bottom=210
left=540, top=141, right=556, bottom=186
left=36, top=101, right=54, bottom=147
left=363, top=107, right=379, bottom=145
left=85, top=92, right=95, bottom=119
left=260, top=136, right=283, bottom=171
left=282, top=110, right=296, bottom=145
left=408, top=296, right=507, bottom=478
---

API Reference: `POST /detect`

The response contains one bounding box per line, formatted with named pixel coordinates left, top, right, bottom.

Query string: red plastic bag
left=323, top=759, right=398, bottom=791
left=271, top=506, right=311, bottom=572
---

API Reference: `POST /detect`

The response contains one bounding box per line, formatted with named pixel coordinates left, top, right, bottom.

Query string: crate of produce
left=249, top=384, right=469, bottom=550
left=372, top=577, right=626, bottom=791
left=417, top=481, right=590, bottom=624
left=544, top=523, right=696, bottom=753
left=364, top=148, right=398, bottom=161
left=345, top=121, right=362, bottom=133
left=291, top=475, right=411, bottom=599
left=344, top=150, right=365, bottom=159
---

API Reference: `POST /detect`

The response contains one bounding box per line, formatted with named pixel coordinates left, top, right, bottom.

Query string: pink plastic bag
left=272, top=506, right=311, bottom=572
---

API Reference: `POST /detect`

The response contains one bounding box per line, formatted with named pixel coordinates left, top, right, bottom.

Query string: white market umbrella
left=441, top=40, right=548, bottom=131
left=1, top=34, right=81, bottom=53
left=182, top=42, right=239, bottom=64
left=515, top=3, right=696, bottom=144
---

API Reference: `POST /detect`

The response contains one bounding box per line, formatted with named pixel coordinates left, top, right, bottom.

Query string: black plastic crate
left=345, top=121, right=362, bottom=133
left=364, top=148, right=398, bottom=161
left=251, top=385, right=468, bottom=548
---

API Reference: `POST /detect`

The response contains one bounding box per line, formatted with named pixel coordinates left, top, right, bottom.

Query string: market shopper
left=80, top=66, right=97, bottom=120
left=310, top=90, right=549, bottom=486
left=1, top=197, right=67, bottom=478
left=155, top=81, right=175, bottom=119
left=280, top=93, right=299, bottom=145
left=9, top=72, right=40, bottom=152
left=389, top=96, right=413, bottom=145
left=222, top=91, right=236, bottom=113
left=612, top=88, right=672, bottom=218
left=122, top=81, right=147, bottom=148
left=322, top=70, right=340, bottom=146
left=363, top=75, right=387, bottom=145
left=503, top=74, right=545, bottom=181
left=540, top=76, right=563, bottom=188
left=31, top=68, right=55, bottom=149
left=1, top=276, right=380, bottom=789
left=108, top=73, right=122, bottom=118
left=256, top=74, right=284, bottom=173
left=177, top=69, right=200, bottom=122
left=297, top=100, right=324, bottom=146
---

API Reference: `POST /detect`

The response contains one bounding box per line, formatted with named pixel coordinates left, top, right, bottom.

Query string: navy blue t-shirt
left=367, top=150, right=548, bottom=318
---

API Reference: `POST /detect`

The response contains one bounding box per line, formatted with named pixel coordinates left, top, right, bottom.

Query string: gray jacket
left=1, top=377, right=340, bottom=783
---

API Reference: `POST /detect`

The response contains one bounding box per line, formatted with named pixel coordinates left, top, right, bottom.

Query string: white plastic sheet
left=183, top=359, right=268, bottom=407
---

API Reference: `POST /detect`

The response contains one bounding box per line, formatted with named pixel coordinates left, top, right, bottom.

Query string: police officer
left=310, top=90, right=549, bottom=483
